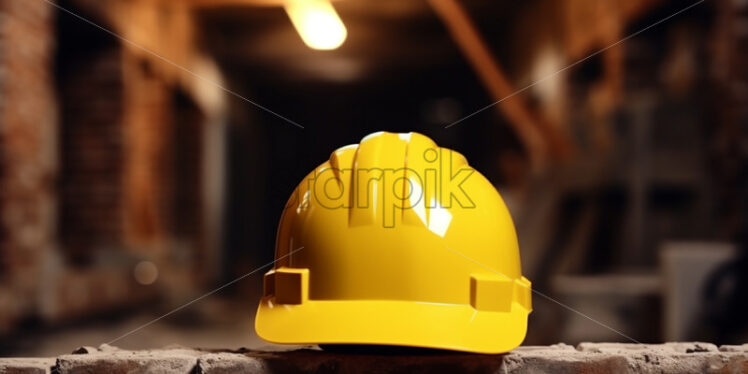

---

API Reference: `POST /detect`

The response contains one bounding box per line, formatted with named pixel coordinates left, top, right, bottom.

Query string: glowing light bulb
left=284, top=0, right=347, bottom=50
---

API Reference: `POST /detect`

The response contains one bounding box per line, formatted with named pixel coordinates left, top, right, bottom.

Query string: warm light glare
left=285, top=0, right=347, bottom=50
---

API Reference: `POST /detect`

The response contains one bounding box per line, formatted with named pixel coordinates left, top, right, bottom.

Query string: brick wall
left=0, top=0, right=57, bottom=328
left=56, top=10, right=125, bottom=259
left=0, top=0, right=213, bottom=329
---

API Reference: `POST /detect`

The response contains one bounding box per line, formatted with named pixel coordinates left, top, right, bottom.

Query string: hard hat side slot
left=470, top=274, right=514, bottom=312
left=274, top=267, right=310, bottom=305
left=263, top=270, right=276, bottom=297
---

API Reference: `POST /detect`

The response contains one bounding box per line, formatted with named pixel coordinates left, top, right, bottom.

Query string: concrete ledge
left=0, top=358, right=55, bottom=374
left=56, top=346, right=202, bottom=374
left=0, top=342, right=745, bottom=374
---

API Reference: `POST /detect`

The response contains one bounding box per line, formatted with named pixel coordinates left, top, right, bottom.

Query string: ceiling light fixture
left=284, top=0, right=347, bottom=50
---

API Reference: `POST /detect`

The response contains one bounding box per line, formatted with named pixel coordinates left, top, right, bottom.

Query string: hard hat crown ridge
left=256, top=131, right=531, bottom=354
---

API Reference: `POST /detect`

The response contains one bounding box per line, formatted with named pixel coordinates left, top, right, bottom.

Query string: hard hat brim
left=255, top=297, right=529, bottom=354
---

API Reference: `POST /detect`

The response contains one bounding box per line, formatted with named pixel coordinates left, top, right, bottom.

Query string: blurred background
left=0, top=0, right=746, bottom=356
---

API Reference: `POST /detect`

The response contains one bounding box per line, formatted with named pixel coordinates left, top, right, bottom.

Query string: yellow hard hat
left=255, top=131, right=531, bottom=353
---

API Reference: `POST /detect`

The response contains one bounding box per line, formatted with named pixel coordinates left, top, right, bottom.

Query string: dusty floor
left=2, top=298, right=276, bottom=357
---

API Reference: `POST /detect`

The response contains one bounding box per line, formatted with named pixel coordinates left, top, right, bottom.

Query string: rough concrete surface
left=0, top=358, right=55, bottom=374
left=0, top=342, right=745, bottom=373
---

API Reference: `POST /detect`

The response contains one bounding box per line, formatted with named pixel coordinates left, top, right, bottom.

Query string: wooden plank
left=428, top=0, right=572, bottom=168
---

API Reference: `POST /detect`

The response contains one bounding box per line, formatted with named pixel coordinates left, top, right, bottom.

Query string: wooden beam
left=186, top=0, right=341, bottom=8
left=428, top=0, right=572, bottom=168
left=188, top=0, right=284, bottom=7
